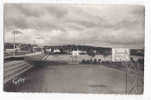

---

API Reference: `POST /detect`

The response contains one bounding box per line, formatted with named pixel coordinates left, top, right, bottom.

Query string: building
left=53, top=48, right=61, bottom=53
left=45, top=48, right=52, bottom=53
left=72, top=50, right=80, bottom=56
left=112, top=48, right=130, bottom=62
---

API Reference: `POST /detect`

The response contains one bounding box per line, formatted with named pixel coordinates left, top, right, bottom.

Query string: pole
left=125, top=71, right=127, bottom=94
left=125, top=63, right=128, bottom=94
left=136, top=63, right=138, bottom=94
left=13, top=31, right=15, bottom=56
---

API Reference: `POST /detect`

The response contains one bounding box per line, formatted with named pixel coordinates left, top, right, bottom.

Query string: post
left=136, top=63, right=138, bottom=94
left=125, top=71, right=127, bottom=94
left=125, top=62, right=128, bottom=94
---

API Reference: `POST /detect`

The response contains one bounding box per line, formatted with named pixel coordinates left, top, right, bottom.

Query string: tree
left=87, top=49, right=95, bottom=57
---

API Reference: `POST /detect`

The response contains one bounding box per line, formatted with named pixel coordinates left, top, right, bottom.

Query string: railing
left=4, top=52, right=43, bottom=84
left=4, top=61, right=33, bottom=84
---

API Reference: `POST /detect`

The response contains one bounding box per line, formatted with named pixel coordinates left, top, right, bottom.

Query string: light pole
left=12, top=30, right=22, bottom=56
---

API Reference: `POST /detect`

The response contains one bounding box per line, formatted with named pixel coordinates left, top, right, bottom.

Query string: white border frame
left=1, top=0, right=151, bottom=100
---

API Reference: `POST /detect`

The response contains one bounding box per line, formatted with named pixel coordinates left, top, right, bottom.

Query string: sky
left=4, top=4, right=145, bottom=49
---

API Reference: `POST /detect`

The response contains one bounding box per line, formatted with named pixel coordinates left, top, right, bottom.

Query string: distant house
left=72, top=50, right=80, bottom=56
left=46, top=48, right=52, bottom=53
left=53, top=48, right=61, bottom=53
left=72, top=49, right=87, bottom=56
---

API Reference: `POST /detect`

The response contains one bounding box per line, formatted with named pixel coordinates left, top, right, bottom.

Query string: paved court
left=4, top=54, right=143, bottom=94
left=15, top=64, right=128, bottom=94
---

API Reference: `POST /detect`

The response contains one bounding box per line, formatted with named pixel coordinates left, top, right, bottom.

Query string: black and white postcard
left=3, top=3, right=145, bottom=95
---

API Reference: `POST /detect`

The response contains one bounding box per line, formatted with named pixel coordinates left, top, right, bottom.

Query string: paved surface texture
left=6, top=63, right=143, bottom=94
left=4, top=54, right=143, bottom=94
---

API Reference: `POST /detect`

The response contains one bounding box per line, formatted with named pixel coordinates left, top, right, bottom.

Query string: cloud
left=45, top=5, right=68, bottom=18
left=4, top=4, right=145, bottom=49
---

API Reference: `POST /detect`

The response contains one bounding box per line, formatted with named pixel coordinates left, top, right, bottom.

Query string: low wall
left=43, top=54, right=112, bottom=64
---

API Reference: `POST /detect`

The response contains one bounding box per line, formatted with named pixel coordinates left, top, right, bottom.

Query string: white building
left=46, top=48, right=52, bottom=53
left=53, top=48, right=61, bottom=53
left=72, top=50, right=80, bottom=56
left=112, top=48, right=130, bottom=62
